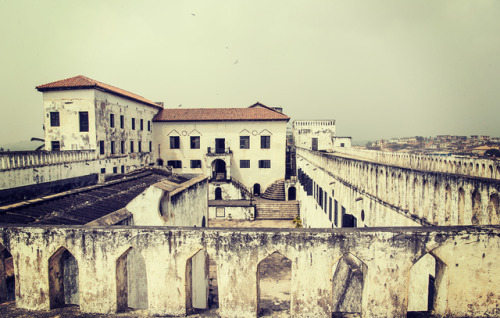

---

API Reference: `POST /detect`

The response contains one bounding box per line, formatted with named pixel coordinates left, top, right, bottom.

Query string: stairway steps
left=261, top=179, right=286, bottom=201
left=255, top=201, right=299, bottom=220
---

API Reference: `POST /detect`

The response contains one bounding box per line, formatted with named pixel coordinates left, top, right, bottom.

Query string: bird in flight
left=234, top=59, right=238, bottom=64
left=192, top=13, right=196, bottom=16
left=178, top=104, right=182, bottom=107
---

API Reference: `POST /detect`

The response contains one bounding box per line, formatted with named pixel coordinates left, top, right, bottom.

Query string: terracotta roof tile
left=36, top=75, right=162, bottom=109
left=153, top=104, right=290, bottom=122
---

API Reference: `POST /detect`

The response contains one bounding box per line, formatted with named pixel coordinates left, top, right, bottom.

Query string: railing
left=206, top=147, right=232, bottom=156
left=0, top=150, right=97, bottom=171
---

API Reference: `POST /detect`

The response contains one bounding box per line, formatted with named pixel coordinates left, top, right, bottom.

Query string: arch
left=471, top=189, right=481, bottom=225
left=332, top=253, right=367, bottom=315
left=212, top=159, right=226, bottom=180
left=49, top=247, right=79, bottom=309
left=214, top=187, right=222, bottom=200
left=407, top=252, right=448, bottom=315
left=186, top=249, right=209, bottom=313
left=444, top=185, right=452, bottom=225
left=489, top=165, right=494, bottom=179
left=257, top=251, right=291, bottom=316
left=488, top=193, right=499, bottom=225
left=116, top=247, right=149, bottom=311
left=253, top=183, right=261, bottom=196
left=288, top=187, right=296, bottom=200
left=458, top=188, right=465, bottom=225
left=0, top=244, right=14, bottom=302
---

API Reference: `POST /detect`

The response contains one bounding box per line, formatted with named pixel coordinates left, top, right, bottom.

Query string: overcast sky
left=1, top=0, right=499, bottom=146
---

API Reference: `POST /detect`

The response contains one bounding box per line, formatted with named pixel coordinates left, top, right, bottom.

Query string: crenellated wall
left=296, top=148, right=500, bottom=228
left=0, top=225, right=498, bottom=318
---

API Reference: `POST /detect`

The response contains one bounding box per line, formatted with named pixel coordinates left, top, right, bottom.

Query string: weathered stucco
left=0, top=225, right=498, bottom=317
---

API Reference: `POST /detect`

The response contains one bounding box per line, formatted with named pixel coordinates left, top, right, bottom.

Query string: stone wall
left=0, top=225, right=498, bottom=317
left=296, top=148, right=500, bottom=227
left=332, top=147, right=500, bottom=180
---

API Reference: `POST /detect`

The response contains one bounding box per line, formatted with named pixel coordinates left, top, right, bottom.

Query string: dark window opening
left=259, top=160, right=271, bottom=168
left=51, top=141, right=60, bottom=151
left=191, top=160, right=202, bottom=168
left=149, top=141, right=152, bottom=152
left=113, top=167, right=117, bottom=174
left=50, top=112, right=60, bottom=127
left=120, top=115, right=124, bottom=129
left=170, top=136, right=180, bottom=149
left=240, top=160, right=250, bottom=168
left=167, top=160, right=182, bottom=168
left=121, top=165, right=125, bottom=173
left=240, top=136, right=250, bottom=149
left=312, top=138, right=318, bottom=151
left=130, top=141, right=134, bottom=153
left=191, top=136, right=200, bottom=149
left=79, top=112, right=89, bottom=132
left=121, top=141, right=125, bottom=154
left=147, top=121, right=151, bottom=131
left=138, top=141, right=142, bottom=153
left=111, top=141, right=115, bottom=154
left=254, top=183, right=261, bottom=196
left=140, top=119, right=143, bottom=130
left=131, top=118, right=135, bottom=130
left=99, top=140, right=105, bottom=155
left=334, top=200, right=338, bottom=226
left=261, top=136, right=270, bottom=149
left=215, top=187, right=222, bottom=200
left=110, top=114, right=115, bottom=128
left=101, top=168, right=106, bottom=173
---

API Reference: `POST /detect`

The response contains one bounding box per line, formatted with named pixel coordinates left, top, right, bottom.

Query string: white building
left=292, top=120, right=351, bottom=151
left=36, top=75, right=162, bottom=173
left=152, top=103, right=290, bottom=197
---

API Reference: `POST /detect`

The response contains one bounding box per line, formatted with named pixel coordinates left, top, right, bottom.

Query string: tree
left=484, top=148, right=500, bottom=157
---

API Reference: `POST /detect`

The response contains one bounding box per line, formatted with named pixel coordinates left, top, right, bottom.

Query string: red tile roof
left=153, top=104, right=290, bottom=122
left=36, top=75, right=162, bottom=109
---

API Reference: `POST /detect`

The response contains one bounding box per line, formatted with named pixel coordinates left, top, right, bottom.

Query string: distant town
left=365, top=135, right=500, bottom=157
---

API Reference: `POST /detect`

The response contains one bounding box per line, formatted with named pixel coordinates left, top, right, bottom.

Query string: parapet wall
left=0, top=225, right=498, bottom=317
left=332, top=147, right=500, bottom=180
left=297, top=148, right=500, bottom=226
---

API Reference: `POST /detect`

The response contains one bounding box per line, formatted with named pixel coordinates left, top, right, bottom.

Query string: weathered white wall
left=126, top=175, right=208, bottom=227
left=332, top=136, right=352, bottom=148
left=332, top=146, right=500, bottom=180
left=292, top=120, right=336, bottom=151
left=209, top=181, right=249, bottom=200
left=208, top=205, right=254, bottom=220
left=153, top=120, right=287, bottom=192
left=296, top=148, right=500, bottom=227
left=0, top=226, right=498, bottom=317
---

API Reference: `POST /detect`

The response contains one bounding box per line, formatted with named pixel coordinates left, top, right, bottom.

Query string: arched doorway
left=288, top=187, right=296, bottom=200
left=332, top=253, right=367, bottom=315
left=49, top=247, right=79, bottom=309
left=186, top=250, right=209, bottom=314
left=215, top=187, right=222, bottom=200
left=116, top=247, right=148, bottom=312
left=212, top=159, right=226, bottom=180
left=254, top=184, right=261, bottom=196
left=257, top=252, right=291, bottom=316
left=0, top=244, right=14, bottom=302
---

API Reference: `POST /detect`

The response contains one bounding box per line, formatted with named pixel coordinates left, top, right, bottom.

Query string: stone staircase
left=255, top=201, right=299, bottom=220
left=261, top=179, right=285, bottom=200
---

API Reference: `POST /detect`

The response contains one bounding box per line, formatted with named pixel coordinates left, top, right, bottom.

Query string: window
left=111, top=141, right=115, bottom=154
left=261, top=136, right=270, bottom=149
left=138, top=141, right=142, bottom=152
left=121, top=141, right=125, bottom=154
left=240, top=160, right=250, bottom=168
left=329, top=198, right=333, bottom=221
left=240, top=136, right=250, bottom=149
left=167, top=160, right=182, bottom=168
left=101, top=168, right=106, bottom=173
left=120, top=115, right=124, bottom=129
left=334, top=200, right=338, bottom=226
left=50, top=112, right=60, bottom=127
left=148, top=121, right=151, bottom=131
left=149, top=141, right=152, bottom=152
left=131, top=118, right=135, bottom=130
left=190, top=136, right=200, bottom=149
left=121, top=165, right=125, bottom=173
left=113, top=167, right=117, bottom=174
left=170, top=136, right=180, bottom=149
left=51, top=141, right=60, bottom=151
left=130, top=141, right=134, bottom=153
left=191, top=160, right=202, bottom=168
left=140, top=119, right=143, bottom=130
left=110, top=114, right=115, bottom=128
left=99, top=140, right=105, bottom=155
left=258, top=160, right=271, bottom=168
left=79, top=111, right=89, bottom=132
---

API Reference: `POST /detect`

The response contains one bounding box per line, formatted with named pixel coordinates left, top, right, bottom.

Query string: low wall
left=0, top=225, right=498, bottom=317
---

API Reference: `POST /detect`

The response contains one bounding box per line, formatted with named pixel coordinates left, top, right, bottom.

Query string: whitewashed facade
left=153, top=104, right=289, bottom=195
left=37, top=76, right=162, bottom=173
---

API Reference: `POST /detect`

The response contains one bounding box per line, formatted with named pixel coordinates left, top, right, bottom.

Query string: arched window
left=215, top=187, right=222, bottom=200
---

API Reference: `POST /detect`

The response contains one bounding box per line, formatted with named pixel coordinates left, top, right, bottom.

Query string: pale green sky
left=1, top=0, right=499, bottom=146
